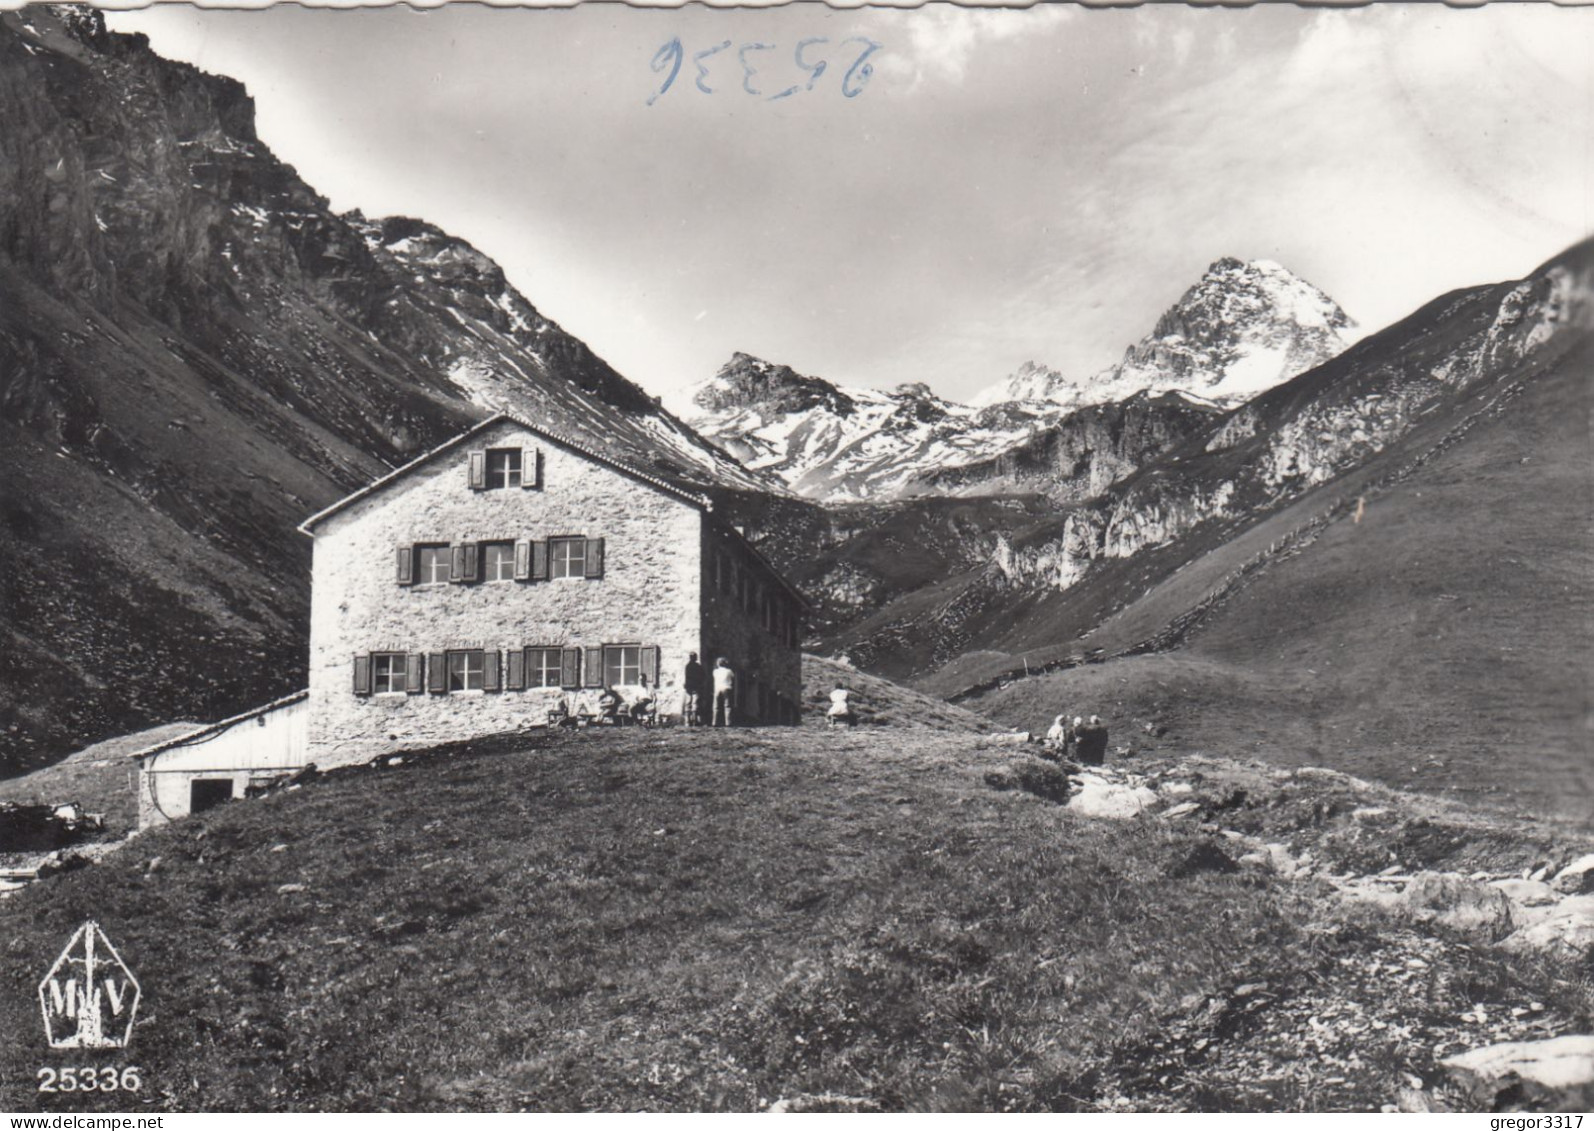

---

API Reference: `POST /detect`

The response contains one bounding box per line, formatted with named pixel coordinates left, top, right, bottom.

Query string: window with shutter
left=505, top=648, right=526, bottom=691
left=560, top=647, right=581, bottom=689
left=641, top=645, right=660, bottom=686
left=482, top=542, right=516, bottom=582
left=447, top=650, right=486, bottom=692
left=532, top=539, right=550, bottom=581
left=371, top=653, right=406, bottom=694
left=584, top=537, right=605, bottom=579
left=603, top=645, right=642, bottom=687
left=415, top=544, right=451, bottom=586
left=396, top=545, right=414, bottom=586
left=485, top=448, right=522, bottom=489
left=583, top=647, right=603, bottom=688
left=514, top=539, right=531, bottom=581
left=483, top=650, right=502, bottom=692
left=353, top=655, right=372, bottom=696
left=405, top=653, right=425, bottom=694
left=550, top=537, right=585, bottom=579
left=522, top=447, right=541, bottom=489
left=468, top=450, right=487, bottom=490
left=428, top=652, right=447, bottom=694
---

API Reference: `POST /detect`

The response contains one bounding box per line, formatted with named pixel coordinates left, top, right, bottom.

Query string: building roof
left=129, top=690, right=310, bottom=762
left=297, top=412, right=714, bottom=536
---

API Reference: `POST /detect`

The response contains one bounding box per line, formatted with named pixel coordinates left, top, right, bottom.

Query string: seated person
left=630, top=675, right=657, bottom=726
left=1043, top=714, right=1070, bottom=756
left=826, top=686, right=856, bottom=728
left=597, top=686, right=622, bottom=725
left=547, top=698, right=576, bottom=728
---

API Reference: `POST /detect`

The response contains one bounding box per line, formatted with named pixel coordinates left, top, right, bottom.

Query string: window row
left=712, top=549, right=800, bottom=647
left=352, top=644, right=660, bottom=695
left=397, top=537, right=604, bottom=585
left=468, top=447, right=543, bottom=491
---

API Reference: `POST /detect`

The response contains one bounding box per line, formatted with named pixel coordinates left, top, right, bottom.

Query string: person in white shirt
left=827, top=687, right=856, bottom=728
left=711, top=657, right=737, bottom=727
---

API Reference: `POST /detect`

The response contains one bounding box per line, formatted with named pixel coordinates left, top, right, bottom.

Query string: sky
left=104, top=3, right=1593, bottom=404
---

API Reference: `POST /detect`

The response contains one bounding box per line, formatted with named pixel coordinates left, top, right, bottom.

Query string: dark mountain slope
left=0, top=7, right=785, bottom=775
left=966, top=327, right=1593, bottom=824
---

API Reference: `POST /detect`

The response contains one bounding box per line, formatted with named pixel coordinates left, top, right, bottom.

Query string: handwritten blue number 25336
left=648, top=37, right=882, bottom=105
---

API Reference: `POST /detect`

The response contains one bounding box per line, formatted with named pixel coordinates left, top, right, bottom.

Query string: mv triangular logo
left=38, top=921, right=141, bottom=1049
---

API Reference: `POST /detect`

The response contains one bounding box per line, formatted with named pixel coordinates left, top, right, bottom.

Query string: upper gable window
left=485, top=449, right=523, bottom=489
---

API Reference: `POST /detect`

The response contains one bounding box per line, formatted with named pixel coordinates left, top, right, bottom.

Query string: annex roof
left=296, top=413, right=714, bottom=536
left=129, top=690, right=310, bottom=763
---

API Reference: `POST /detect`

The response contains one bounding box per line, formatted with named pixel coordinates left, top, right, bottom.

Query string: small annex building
left=132, top=413, right=806, bottom=823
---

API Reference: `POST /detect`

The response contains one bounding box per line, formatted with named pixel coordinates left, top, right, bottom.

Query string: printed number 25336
left=37, top=1066, right=143, bottom=1092
left=648, top=37, right=882, bottom=105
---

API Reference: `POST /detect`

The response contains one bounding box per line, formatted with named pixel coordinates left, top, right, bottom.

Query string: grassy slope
left=0, top=657, right=990, bottom=843
left=1, top=728, right=1588, bottom=1113
left=966, top=340, right=1593, bottom=827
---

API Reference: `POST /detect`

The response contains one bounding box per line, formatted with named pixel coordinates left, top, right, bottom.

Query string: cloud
left=878, top=4, right=1075, bottom=90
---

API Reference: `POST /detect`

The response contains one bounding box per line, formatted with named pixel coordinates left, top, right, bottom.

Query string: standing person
left=712, top=657, right=736, bottom=727
left=1077, top=715, right=1109, bottom=766
left=682, top=652, right=705, bottom=727
left=827, top=686, right=856, bottom=729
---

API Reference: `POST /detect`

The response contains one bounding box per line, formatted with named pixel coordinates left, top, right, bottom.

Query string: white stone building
left=132, top=413, right=806, bottom=822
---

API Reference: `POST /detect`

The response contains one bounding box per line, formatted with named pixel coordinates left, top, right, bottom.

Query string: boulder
left=1489, top=878, right=1558, bottom=907
left=1398, top=872, right=1515, bottom=942
left=1069, top=774, right=1157, bottom=819
left=1440, top=1034, right=1594, bottom=1112
left=1501, top=895, right=1594, bottom=961
left=1550, top=853, right=1594, bottom=895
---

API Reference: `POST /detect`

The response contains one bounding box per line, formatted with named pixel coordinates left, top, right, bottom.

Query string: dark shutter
left=505, top=648, right=526, bottom=691
left=451, top=543, right=479, bottom=583
left=522, top=446, right=540, bottom=489
left=353, top=654, right=372, bottom=696
left=584, top=647, right=604, bottom=688
left=560, top=647, right=581, bottom=689
left=514, top=539, right=531, bottom=581
left=396, top=545, right=414, bottom=586
left=584, top=537, right=605, bottom=579
left=468, top=450, right=486, bottom=490
left=428, top=652, right=447, bottom=694
left=405, top=653, right=424, bottom=694
left=483, top=650, right=502, bottom=692
left=641, top=645, right=660, bottom=685
left=531, top=539, right=549, bottom=581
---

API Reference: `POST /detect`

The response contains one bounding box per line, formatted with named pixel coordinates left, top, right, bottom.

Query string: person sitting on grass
left=1075, top=715, right=1109, bottom=766
left=826, top=686, right=856, bottom=729
left=1045, top=714, right=1069, bottom=753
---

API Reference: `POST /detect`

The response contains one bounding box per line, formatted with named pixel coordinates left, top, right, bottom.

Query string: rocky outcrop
left=913, top=390, right=1219, bottom=501
left=1441, top=1036, right=1594, bottom=1113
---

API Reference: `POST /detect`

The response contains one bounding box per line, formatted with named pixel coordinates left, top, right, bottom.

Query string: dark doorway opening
left=190, top=779, right=234, bottom=814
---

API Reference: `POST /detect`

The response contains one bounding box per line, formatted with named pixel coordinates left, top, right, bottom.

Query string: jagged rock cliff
left=0, top=7, right=785, bottom=774
left=911, top=390, right=1221, bottom=501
